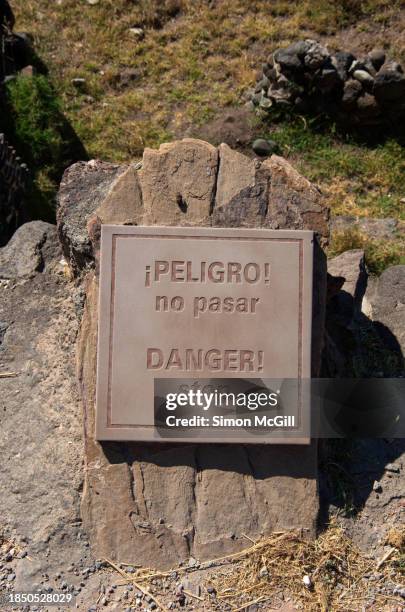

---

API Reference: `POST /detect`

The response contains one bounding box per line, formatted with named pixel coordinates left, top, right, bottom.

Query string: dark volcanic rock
left=342, top=79, right=363, bottom=107
left=373, top=69, right=405, bottom=102
left=249, top=39, right=405, bottom=128
left=57, top=160, right=126, bottom=275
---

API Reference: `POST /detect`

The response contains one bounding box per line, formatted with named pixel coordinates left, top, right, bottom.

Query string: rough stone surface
left=213, top=144, right=329, bottom=246
left=0, top=220, right=59, bottom=278
left=328, top=249, right=367, bottom=313
left=367, top=265, right=405, bottom=356
left=0, top=231, right=88, bottom=589
left=56, top=139, right=329, bottom=568
left=249, top=40, right=405, bottom=127
left=79, top=273, right=319, bottom=565
left=57, top=160, right=126, bottom=275
left=324, top=254, right=404, bottom=378
left=139, top=139, right=218, bottom=225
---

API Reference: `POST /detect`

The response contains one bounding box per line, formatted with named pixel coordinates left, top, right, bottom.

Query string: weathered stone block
left=58, top=139, right=329, bottom=568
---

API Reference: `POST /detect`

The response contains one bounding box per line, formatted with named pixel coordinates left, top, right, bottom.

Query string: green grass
left=1, top=74, right=87, bottom=219
left=328, top=228, right=405, bottom=275
left=7, top=0, right=405, bottom=261
left=267, top=118, right=405, bottom=220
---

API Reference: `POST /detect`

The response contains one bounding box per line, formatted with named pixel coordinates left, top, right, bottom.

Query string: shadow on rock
left=319, top=252, right=404, bottom=526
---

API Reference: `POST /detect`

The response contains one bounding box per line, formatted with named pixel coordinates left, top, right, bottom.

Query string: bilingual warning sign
left=95, top=226, right=313, bottom=443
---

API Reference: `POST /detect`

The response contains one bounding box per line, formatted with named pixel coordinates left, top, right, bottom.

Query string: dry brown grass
left=105, top=523, right=405, bottom=611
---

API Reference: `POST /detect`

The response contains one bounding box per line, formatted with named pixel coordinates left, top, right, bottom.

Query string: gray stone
left=342, top=79, right=363, bottom=106
left=0, top=221, right=59, bottom=279
left=303, top=41, right=329, bottom=71
left=333, top=51, right=355, bottom=76
left=374, top=69, right=405, bottom=102
left=274, top=47, right=301, bottom=73
left=251, top=138, right=275, bottom=156
left=353, top=69, right=374, bottom=86
left=367, top=265, right=405, bottom=355
left=57, top=160, right=126, bottom=275
left=317, top=67, right=341, bottom=92
left=368, top=49, right=385, bottom=71
left=328, top=249, right=367, bottom=313
left=356, top=93, right=380, bottom=120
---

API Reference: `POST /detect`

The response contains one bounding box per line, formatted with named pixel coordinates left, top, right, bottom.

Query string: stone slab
left=95, top=225, right=314, bottom=442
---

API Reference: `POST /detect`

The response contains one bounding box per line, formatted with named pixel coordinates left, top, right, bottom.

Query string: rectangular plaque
left=96, top=225, right=314, bottom=443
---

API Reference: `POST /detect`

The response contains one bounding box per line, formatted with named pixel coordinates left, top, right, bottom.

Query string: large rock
left=139, top=138, right=218, bottom=225
left=58, top=139, right=329, bottom=568
left=57, top=160, right=126, bottom=275
left=367, top=265, right=405, bottom=357
left=213, top=144, right=329, bottom=245
left=0, top=225, right=91, bottom=589
left=0, top=220, right=58, bottom=278
left=327, top=249, right=367, bottom=315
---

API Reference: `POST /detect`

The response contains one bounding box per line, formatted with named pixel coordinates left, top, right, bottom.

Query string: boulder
left=57, top=139, right=329, bottom=568
left=139, top=138, right=218, bottom=225
left=303, top=40, right=329, bottom=71
left=327, top=249, right=367, bottom=315
left=212, top=145, right=329, bottom=247
left=57, top=160, right=126, bottom=275
left=0, top=226, right=88, bottom=589
left=0, top=220, right=59, bottom=278
left=368, top=265, right=405, bottom=356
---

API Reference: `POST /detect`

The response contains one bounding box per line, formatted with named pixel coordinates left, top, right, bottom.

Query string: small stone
left=303, top=575, right=312, bottom=588
left=342, top=79, right=363, bottom=106
left=129, top=27, right=144, bottom=39
left=258, top=96, right=273, bottom=110
left=353, top=69, right=374, bottom=85
left=87, top=0, right=99, bottom=4
left=385, top=462, right=400, bottom=473
left=7, top=573, right=15, bottom=581
left=274, top=47, right=302, bottom=72
left=252, top=138, right=276, bottom=156
left=21, top=65, right=34, bottom=77
left=259, top=565, right=269, bottom=578
left=368, top=49, right=386, bottom=71
left=149, top=603, right=157, bottom=610
left=207, top=586, right=216, bottom=595
left=373, top=480, right=383, bottom=493
left=101, top=596, right=108, bottom=606
left=72, top=78, right=86, bottom=88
